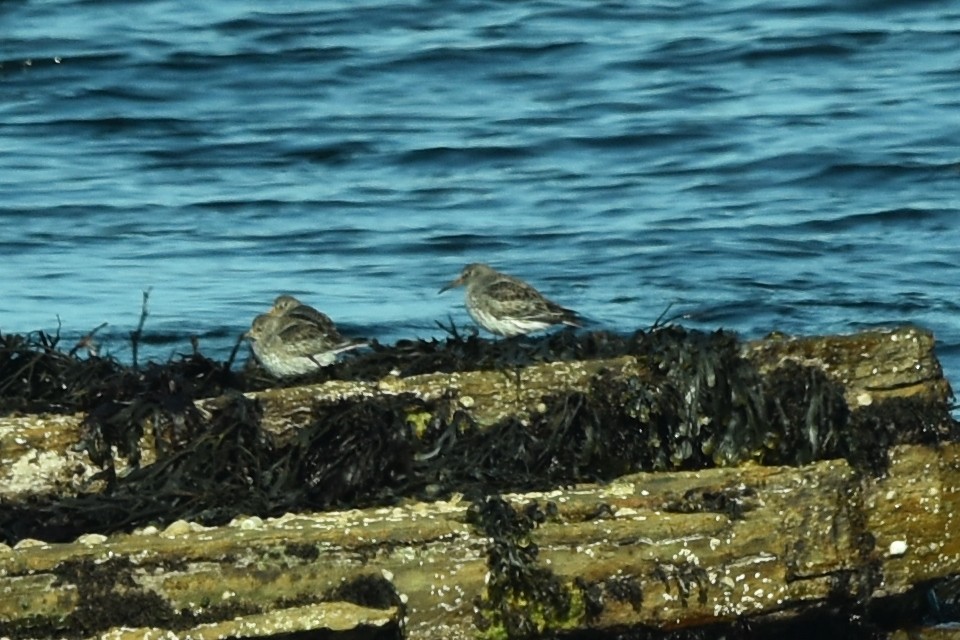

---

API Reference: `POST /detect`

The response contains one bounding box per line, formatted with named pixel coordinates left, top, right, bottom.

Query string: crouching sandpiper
left=245, top=295, right=366, bottom=377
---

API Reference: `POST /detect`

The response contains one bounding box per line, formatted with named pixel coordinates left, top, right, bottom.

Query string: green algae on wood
left=2, top=444, right=960, bottom=639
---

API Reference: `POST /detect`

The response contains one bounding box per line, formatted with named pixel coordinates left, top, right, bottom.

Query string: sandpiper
left=439, top=262, right=581, bottom=337
left=269, top=294, right=339, bottom=326
left=245, top=298, right=365, bottom=377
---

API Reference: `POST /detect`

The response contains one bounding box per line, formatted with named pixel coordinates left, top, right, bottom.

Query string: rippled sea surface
left=3, top=0, right=960, bottom=383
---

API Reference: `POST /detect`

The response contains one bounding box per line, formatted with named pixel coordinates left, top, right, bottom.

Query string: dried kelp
left=0, top=330, right=122, bottom=414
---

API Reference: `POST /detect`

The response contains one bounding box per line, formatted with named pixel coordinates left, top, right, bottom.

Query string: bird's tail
left=561, top=307, right=582, bottom=328
left=333, top=338, right=368, bottom=355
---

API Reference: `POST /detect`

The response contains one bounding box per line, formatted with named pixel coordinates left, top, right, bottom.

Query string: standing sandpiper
left=245, top=296, right=366, bottom=377
left=439, top=263, right=581, bottom=337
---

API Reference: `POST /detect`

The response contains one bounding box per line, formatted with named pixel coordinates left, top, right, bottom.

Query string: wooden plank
left=1, top=443, right=958, bottom=639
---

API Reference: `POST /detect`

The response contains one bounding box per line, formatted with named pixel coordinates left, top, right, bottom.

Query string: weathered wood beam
left=94, top=602, right=399, bottom=640
left=743, top=325, right=948, bottom=406
left=1, top=442, right=958, bottom=639
left=221, top=325, right=949, bottom=436
left=0, top=326, right=948, bottom=501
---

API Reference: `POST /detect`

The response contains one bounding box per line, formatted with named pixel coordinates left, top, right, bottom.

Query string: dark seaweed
left=468, top=496, right=576, bottom=639
left=0, top=325, right=957, bottom=547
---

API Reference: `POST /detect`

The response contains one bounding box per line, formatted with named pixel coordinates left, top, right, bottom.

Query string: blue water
left=2, top=1, right=960, bottom=386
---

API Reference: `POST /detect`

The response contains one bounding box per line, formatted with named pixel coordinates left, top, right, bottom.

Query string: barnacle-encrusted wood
left=220, top=324, right=948, bottom=434
left=0, top=324, right=957, bottom=637
left=742, top=325, right=947, bottom=405
left=0, top=326, right=948, bottom=500
left=0, top=443, right=958, bottom=639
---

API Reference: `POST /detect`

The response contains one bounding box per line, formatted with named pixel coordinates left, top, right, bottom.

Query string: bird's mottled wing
left=485, top=277, right=571, bottom=320
left=284, top=304, right=339, bottom=334
left=485, top=277, right=543, bottom=304
left=274, top=317, right=343, bottom=353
